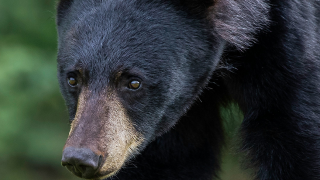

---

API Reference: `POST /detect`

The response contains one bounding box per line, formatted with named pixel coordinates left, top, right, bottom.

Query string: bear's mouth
left=62, top=137, right=145, bottom=180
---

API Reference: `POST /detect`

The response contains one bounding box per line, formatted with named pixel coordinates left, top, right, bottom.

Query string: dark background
left=0, top=0, right=251, bottom=179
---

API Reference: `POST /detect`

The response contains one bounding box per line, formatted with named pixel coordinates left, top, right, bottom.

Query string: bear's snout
left=61, top=147, right=101, bottom=179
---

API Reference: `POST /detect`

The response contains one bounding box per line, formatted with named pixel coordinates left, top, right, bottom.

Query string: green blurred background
left=0, top=0, right=251, bottom=179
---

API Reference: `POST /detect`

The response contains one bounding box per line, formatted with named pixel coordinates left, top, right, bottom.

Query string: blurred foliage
left=0, top=0, right=251, bottom=180
left=0, top=0, right=79, bottom=179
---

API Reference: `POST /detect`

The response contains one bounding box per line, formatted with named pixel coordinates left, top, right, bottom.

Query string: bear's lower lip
left=88, top=171, right=118, bottom=180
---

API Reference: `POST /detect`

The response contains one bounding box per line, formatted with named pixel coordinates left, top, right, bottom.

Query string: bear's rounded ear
left=180, top=0, right=270, bottom=50
left=210, top=0, right=270, bottom=50
left=56, top=0, right=74, bottom=26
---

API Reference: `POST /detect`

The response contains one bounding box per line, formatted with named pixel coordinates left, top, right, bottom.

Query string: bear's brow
left=64, top=60, right=86, bottom=73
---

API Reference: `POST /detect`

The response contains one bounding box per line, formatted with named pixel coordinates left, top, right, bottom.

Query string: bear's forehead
left=61, top=18, right=171, bottom=76
left=59, top=3, right=191, bottom=70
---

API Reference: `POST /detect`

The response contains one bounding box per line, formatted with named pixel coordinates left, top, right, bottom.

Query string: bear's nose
left=61, top=147, right=101, bottom=178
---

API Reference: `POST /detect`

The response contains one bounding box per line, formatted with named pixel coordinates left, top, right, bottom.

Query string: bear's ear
left=180, top=0, right=270, bottom=50
left=56, top=0, right=74, bottom=26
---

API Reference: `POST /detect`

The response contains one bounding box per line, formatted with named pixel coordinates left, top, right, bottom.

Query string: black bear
left=56, top=0, right=320, bottom=180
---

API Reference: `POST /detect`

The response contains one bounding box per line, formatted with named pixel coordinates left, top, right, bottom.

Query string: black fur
left=56, top=0, right=320, bottom=180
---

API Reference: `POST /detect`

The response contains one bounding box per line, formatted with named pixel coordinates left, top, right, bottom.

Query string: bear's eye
left=128, top=80, right=141, bottom=90
left=67, top=76, right=78, bottom=87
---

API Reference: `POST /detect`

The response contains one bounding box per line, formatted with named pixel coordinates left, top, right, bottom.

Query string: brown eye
left=128, top=80, right=141, bottom=90
left=68, top=76, right=77, bottom=87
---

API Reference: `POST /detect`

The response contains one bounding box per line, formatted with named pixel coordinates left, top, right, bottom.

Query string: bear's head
left=56, top=0, right=269, bottom=179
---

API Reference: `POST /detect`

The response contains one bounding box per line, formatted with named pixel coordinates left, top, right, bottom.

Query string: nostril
left=61, top=147, right=101, bottom=178
left=61, top=161, right=71, bottom=167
